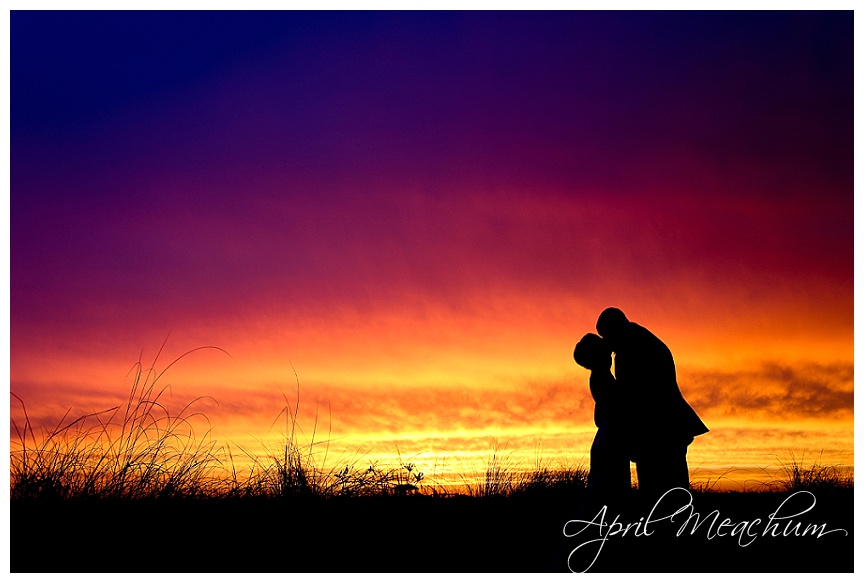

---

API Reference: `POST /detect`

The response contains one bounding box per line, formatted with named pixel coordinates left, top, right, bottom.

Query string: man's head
left=596, top=307, right=630, bottom=350
left=573, top=333, right=611, bottom=371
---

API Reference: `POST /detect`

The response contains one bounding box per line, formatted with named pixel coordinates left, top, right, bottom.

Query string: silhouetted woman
left=573, top=333, right=632, bottom=509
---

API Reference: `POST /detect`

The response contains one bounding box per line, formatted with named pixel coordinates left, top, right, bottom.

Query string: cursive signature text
left=562, top=488, right=848, bottom=573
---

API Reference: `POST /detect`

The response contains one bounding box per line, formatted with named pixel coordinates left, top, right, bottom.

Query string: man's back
left=614, top=322, right=708, bottom=453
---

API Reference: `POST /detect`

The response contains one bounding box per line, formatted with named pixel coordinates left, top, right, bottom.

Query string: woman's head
left=573, top=333, right=611, bottom=370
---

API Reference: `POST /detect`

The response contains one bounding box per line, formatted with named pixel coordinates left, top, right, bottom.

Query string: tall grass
left=773, top=452, right=854, bottom=492
left=10, top=347, right=438, bottom=501
left=10, top=345, right=226, bottom=500
left=221, top=369, right=428, bottom=498
left=457, top=440, right=590, bottom=497
left=223, top=375, right=327, bottom=498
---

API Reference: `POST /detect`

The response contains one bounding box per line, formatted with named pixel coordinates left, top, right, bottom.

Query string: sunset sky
left=9, top=10, right=853, bottom=488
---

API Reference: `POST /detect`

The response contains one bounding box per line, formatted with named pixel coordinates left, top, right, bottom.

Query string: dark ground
left=11, top=487, right=853, bottom=573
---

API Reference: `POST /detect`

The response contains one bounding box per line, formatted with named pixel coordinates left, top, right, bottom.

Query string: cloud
left=11, top=355, right=851, bottom=448
left=679, top=361, right=853, bottom=420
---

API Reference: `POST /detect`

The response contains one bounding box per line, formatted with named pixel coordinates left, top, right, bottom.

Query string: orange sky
left=9, top=285, right=853, bottom=490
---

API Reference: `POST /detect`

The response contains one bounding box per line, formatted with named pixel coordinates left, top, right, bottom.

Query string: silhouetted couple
left=574, top=307, right=708, bottom=507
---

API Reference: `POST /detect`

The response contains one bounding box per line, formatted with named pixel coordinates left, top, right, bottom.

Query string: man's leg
left=635, top=444, right=691, bottom=501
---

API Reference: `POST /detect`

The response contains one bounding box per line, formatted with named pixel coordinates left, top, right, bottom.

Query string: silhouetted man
left=596, top=307, right=708, bottom=500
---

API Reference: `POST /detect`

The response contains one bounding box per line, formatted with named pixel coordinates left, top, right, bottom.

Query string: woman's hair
left=573, top=332, right=610, bottom=370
